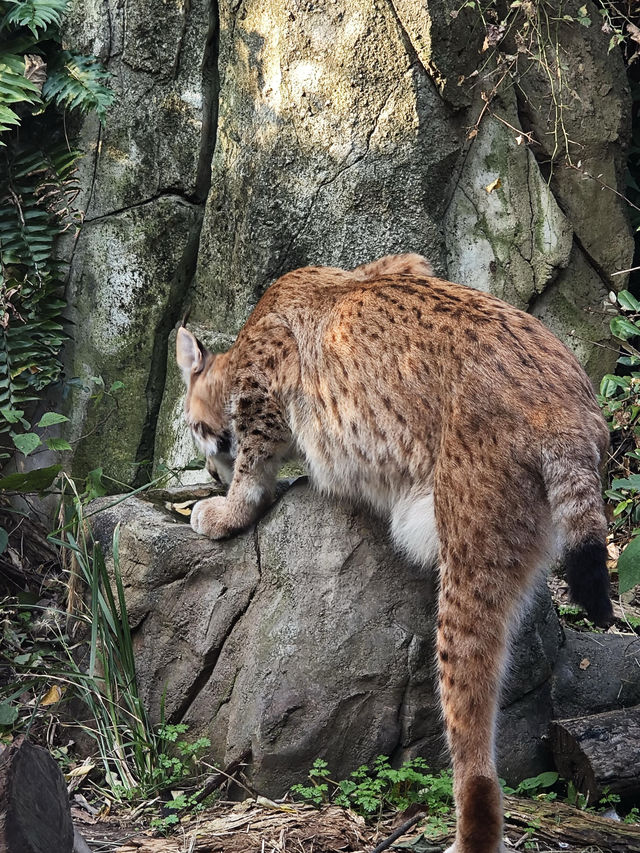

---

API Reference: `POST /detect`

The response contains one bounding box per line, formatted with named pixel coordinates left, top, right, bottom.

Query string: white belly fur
left=390, top=493, right=440, bottom=567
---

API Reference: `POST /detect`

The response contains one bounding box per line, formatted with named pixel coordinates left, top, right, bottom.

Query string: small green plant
left=566, top=780, right=589, bottom=810
left=150, top=790, right=207, bottom=834
left=523, top=818, right=541, bottom=850
left=501, top=771, right=559, bottom=799
left=290, top=755, right=454, bottom=826
left=625, top=806, right=640, bottom=824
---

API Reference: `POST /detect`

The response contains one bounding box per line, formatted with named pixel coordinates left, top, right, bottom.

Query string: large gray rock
left=91, top=481, right=563, bottom=792
left=552, top=628, right=640, bottom=719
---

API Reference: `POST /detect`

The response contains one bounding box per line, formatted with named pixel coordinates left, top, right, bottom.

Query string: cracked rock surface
left=91, top=481, right=562, bottom=792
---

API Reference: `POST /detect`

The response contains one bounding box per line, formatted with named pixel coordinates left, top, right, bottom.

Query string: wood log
left=549, top=705, right=640, bottom=801
left=0, top=737, right=74, bottom=853
left=504, top=795, right=640, bottom=853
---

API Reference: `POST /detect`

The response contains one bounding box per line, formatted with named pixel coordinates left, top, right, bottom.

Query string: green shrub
left=0, top=0, right=114, bottom=460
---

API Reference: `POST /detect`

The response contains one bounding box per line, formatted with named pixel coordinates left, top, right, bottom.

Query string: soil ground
left=72, top=796, right=640, bottom=853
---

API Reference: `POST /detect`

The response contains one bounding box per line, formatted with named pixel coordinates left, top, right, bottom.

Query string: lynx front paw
left=190, top=496, right=230, bottom=539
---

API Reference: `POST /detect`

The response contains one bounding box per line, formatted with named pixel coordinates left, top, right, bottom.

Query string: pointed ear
left=176, top=326, right=206, bottom=381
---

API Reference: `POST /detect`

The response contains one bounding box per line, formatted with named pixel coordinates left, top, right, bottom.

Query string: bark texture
left=550, top=706, right=640, bottom=801
left=0, top=738, right=74, bottom=853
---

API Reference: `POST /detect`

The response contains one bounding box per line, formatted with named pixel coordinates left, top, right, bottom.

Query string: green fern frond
left=0, top=53, right=42, bottom=138
left=43, top=50, right=114, bottom=122
left=0, top=143, right=81, bottom=435
left=1, top=0, right=69, bottom=38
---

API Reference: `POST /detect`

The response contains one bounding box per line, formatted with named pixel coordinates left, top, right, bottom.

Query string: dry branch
left=504, top=794, right=640, bottom=852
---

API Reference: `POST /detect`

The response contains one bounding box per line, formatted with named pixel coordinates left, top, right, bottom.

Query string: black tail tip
left=564, top=538, right=614, bottom=628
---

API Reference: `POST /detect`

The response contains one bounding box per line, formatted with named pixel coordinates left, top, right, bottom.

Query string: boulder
left=91, top=479, right=562, bottom=792
left=552, top=627, right=640, bottom=720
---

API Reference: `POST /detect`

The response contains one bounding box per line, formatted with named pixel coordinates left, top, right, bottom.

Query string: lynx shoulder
left=176, top=253, right=613, bottom=853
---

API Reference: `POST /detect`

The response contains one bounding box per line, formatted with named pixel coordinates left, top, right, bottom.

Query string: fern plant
left=0, top=0, right=114, bottom=460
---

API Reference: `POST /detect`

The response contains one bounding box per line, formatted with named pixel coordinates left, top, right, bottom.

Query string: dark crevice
left=513, top=84, right=612, bottom=307
left=170, top=526, right=262, bottom=723
left=83, top=190, right=199, bottom=225
left=132, top=0, right=220, bottom=486
left=571, top=233, right=615, bottom=291
left=389, top=644, right=414, bottom=764
left=168, top=595, right=252, bottom=724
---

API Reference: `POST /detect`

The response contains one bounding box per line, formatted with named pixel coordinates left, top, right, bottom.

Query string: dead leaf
left=485, top=177, right=502, bottom=194
left=40, top=684, right=64, bottom=706
left=607, top=542, right=620, bottom=561
left=66, top=760, right=96, bottom=780
left=482, top=23, right=506, bottom=52
left=256, top=795, right=298, bottom=812
left=579, top=657, right=590, bottom=670
left=23, top=54, right=47, bottom=91
left=467, top=127, right=478, bottom=140
left=165, top=499, right=195, bottom=517
left=628, top=21, right=640, bottom=45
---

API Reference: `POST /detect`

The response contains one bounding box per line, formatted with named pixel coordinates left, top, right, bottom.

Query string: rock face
left=61, top=0, right=633, bottom=480
left=91, top=481, right=562, bottom=791
left=62, top=0, right=217, bottom=483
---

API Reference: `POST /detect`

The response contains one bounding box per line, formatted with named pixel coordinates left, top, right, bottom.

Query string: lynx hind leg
left=434, top=464, right=548, bottom=853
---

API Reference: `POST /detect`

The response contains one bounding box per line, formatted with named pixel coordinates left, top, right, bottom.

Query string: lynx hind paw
left=443, top=842, right=508, bottom=853
left=190, top=496, right=229, bottom=539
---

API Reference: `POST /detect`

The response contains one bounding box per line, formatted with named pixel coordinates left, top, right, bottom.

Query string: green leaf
left=0, top=463, right=62, bottom=491
left=84, top=467, right=107, bottom=500
left=12, top=432, right=42, bottom=455
left=42, top=51, right=115, bottom=122
left=3, top=0, right=69, bottom=36
left=0, top=702, right=18, bottom=726
left=610, top=316, right=640, bottom=341
left=37, top=411, right=69, bottom=427
left=612, top=474, right=640, bottom=492
left=599, top=374, right=625, bottom=397
left=516, top=771, right=559, bottom=792
left=617, top=290, right=640, bottom=312
left=618, top=535, right=640, bottom=595
left=45, top=437, right=72, bottom=451
left=0, top=408, right=25, bottom=424
left=0, top=527, right=8, bottom=555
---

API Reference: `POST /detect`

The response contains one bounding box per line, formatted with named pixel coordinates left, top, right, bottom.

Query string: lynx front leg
left=191, top=451, right=280, bottom=538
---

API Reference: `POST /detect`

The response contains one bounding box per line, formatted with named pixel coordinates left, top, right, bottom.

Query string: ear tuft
left=176, top=326, right=205, bottom=381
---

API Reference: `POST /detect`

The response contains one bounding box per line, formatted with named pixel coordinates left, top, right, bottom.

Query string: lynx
left=176, top=254, right=613, bottom=853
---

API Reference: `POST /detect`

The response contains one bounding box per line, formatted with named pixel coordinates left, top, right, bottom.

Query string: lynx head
left=176, top=325, right=235, bottom=485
